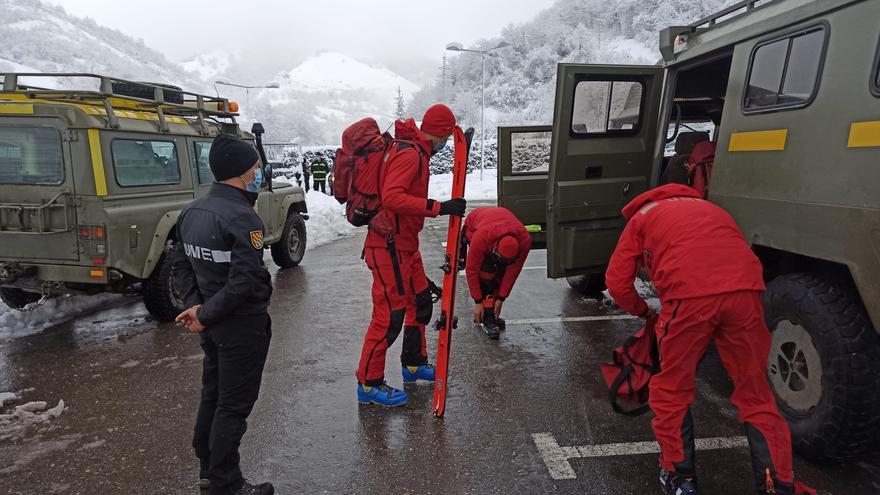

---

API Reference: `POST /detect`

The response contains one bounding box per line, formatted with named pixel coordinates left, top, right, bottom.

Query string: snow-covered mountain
left=179, top=50, right=232, bottom=83
left=0, top=0, right=204, bottom=91
left=245, top=53, right=420, bottom=144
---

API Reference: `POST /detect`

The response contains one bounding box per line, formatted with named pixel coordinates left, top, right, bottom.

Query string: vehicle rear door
left=0, top=117, right=80, bottom=261
left=547, top=64, right=663, bottom=278
left=496, top=125, right=551, bottom=249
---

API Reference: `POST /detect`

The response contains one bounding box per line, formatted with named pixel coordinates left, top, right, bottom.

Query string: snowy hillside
left=244, top=53, right=420, bottom=145
left=0, top=0, right=204, bottom=91
left=179, top=50, right=232, bottom=82
left=410, top=0, right=739, bottom=133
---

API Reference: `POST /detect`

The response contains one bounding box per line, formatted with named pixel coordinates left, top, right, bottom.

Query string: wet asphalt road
left=2, top=202, right=880, bottom=494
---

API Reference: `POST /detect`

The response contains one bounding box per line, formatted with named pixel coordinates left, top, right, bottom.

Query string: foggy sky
left=47, top=0, right=556, bottom=83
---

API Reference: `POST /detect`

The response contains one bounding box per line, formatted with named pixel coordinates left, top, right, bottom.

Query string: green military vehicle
left=0, top=74, right=308, bottom=322
left=497, top=0, right=880, bottom=461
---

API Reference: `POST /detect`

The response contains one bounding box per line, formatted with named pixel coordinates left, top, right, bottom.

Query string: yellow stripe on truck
left=0, top=103, right=34, bottom=114
left=87, top=129, right=108, bottom=197
left=847, top=121, right=880, bottom=148
left=728, top=129, right=788, bottom=152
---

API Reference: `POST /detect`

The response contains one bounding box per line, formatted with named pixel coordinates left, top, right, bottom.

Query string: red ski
left=432, top=125, right=474, bottom=418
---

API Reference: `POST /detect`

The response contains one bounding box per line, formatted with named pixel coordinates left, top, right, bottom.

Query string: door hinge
left=62, top=130, right=78, bottom=142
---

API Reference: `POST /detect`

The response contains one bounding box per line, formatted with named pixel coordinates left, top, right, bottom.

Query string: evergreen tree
left=394, top=86, right=406, bottom=120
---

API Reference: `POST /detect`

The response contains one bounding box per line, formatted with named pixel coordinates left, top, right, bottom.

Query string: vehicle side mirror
left=251, top=123, right=265, bottom=136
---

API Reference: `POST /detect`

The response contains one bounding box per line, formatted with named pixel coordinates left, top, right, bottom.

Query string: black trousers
left=303, top=176, right=310, bottom=192
left=193, top=313, right=271, bottom=495
left=313, top=179, right=326, bottom=194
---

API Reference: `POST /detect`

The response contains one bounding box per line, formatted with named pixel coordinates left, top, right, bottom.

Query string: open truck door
left=496, top=125, right=552, bottom=249
left=546, top=64, right=663, bottom=279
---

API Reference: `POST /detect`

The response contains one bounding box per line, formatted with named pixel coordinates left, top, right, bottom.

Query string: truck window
left=111, top=139, right=181, bottom=187
left=194, top=142, right=213, bottom=184
left=571, top=80, right=643, bottom=135
left=744, top=26, right=826, bottom=111
left=0, top=126, right=64, bottom=185
left=511, top=131, right=551, bottom=174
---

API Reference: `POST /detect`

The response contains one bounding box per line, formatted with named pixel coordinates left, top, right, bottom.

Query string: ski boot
left=232, top=480, right=275, bottom=495
left=357, top=382, right=408, bottom=406
left=481, top=308, right=502, bottom=340
left=660, top=469, right=698, bottom=495
left=402, top=364, right=436, bottom=383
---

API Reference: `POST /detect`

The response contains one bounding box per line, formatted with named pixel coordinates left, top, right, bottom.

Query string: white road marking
left=457, top=265, right=546, bottom=277
left=505, top=315, right=638, bottom=325
left=532, top=433, right=749, bottom=480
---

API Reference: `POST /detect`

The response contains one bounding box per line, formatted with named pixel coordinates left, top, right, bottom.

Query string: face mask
left=431, top=140, right=447, bottom=156
left=244, top=166, right=263, bottom=193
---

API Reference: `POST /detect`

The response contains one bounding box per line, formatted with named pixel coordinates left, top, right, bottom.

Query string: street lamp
left=446, top=41, right=511, bottom=180
left=214, top=80, right=281, bottom=112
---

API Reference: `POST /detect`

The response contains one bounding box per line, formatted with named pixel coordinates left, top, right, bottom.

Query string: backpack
left=335, top=118, right=426, bottom=236
left=686, top=141, right=716, bottom=199
left=334, top=118, right=393, bottom=227
left=599, top=316, right=660, bottom=416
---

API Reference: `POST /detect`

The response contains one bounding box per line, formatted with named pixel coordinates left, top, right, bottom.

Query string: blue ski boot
left=357, top=383, right=407, bottom=406
left=402, top=364, right=436, bottom=383
left=660, top=470, right=698, bottom=495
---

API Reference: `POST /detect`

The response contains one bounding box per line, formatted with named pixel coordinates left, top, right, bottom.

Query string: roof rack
left=690, top=0, right=781, bottom=30
left=0, top=72, right=239, bottom=134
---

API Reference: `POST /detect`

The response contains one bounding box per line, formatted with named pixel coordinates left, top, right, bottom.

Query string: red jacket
left=605, top=184, right=765, bottom=317
left=463, top=207, right=532, bottom=301
left=364, top=119, right=441, bottom=251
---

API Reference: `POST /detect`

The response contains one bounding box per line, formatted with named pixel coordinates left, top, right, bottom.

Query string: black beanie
left=209, top=134, right=260, bottom=181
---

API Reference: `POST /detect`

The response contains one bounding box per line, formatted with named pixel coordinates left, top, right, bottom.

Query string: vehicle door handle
left=622, top=182, right=631, bottom=195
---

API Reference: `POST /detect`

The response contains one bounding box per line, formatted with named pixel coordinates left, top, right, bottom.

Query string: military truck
left=0, top=74, right=308, bottom=322
left=497, top=0, right=880, bottom=461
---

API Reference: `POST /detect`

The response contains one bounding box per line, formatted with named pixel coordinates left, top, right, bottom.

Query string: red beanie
left=494, top=236, right=519, bottom=263
left=421, top=104, right=456, bottom=137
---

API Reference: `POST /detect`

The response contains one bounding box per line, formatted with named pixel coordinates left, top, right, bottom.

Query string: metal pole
left=480, top=51, right=485, bottom=181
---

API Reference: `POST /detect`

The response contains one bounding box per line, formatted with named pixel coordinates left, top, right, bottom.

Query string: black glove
left=439, top=198, right=467, bottom=217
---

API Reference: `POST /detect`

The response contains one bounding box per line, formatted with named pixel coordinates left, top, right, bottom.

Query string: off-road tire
left=764, top=273, right=880, bottom=461
left=111, top=81, right=184, bottom=104
left=143, top=244, right=185, bottom=322
left=271, top=212, right=307, bottom=268
left=0, top=287, right=41, bottom=310
left=566, top=274, right=606, bottom=298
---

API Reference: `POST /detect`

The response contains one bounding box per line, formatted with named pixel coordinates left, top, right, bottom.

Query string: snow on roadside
left=0, top=293, right=121, bottom=339
left=298, top=189, right=357, bottom=249
left=428, top=168, right=498, bottom=202
left=0, top=392, right=66, bottom=442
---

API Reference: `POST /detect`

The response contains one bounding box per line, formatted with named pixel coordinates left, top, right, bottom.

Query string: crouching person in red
left=461, top=207, right=531, bottom=340
left=606, top=183, right=805, bottom=495
left=356, top=104, right=466, bottom=407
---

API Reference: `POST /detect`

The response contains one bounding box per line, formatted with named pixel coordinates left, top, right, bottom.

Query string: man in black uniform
left=301, top=154, right=310, bottom=192
left=173, top=133, right=274, bottom=495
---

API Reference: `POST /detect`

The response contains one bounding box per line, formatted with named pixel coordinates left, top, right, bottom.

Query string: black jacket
left=173, top=183, right=273, bottom=326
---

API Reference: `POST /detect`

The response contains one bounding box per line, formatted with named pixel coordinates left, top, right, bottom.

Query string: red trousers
left=356, top=247, right=432, bottom=386
left=650, top=290, right=793, bottom=486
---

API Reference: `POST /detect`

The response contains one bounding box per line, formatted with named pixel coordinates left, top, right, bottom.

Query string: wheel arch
left=141, top=211, right=181, bottom=279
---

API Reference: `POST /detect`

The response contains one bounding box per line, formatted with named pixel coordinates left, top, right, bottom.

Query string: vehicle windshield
left=0, top=125, right=64, bottom=184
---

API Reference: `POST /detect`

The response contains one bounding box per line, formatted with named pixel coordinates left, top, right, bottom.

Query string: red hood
left=621, top=184, right=702, bottom=220
left=394, top=118, right=433, bottom=155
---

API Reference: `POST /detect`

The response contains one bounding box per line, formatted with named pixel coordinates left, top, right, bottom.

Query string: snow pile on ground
left=299, top=190, right=357, bottom=249
left=603, top=278, right=662, bottom=312
left=0, top=293, right=121, bottom=339
left=428, top=168, right=498, bottom=202
left=0, top=392, right=66, bottom=442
